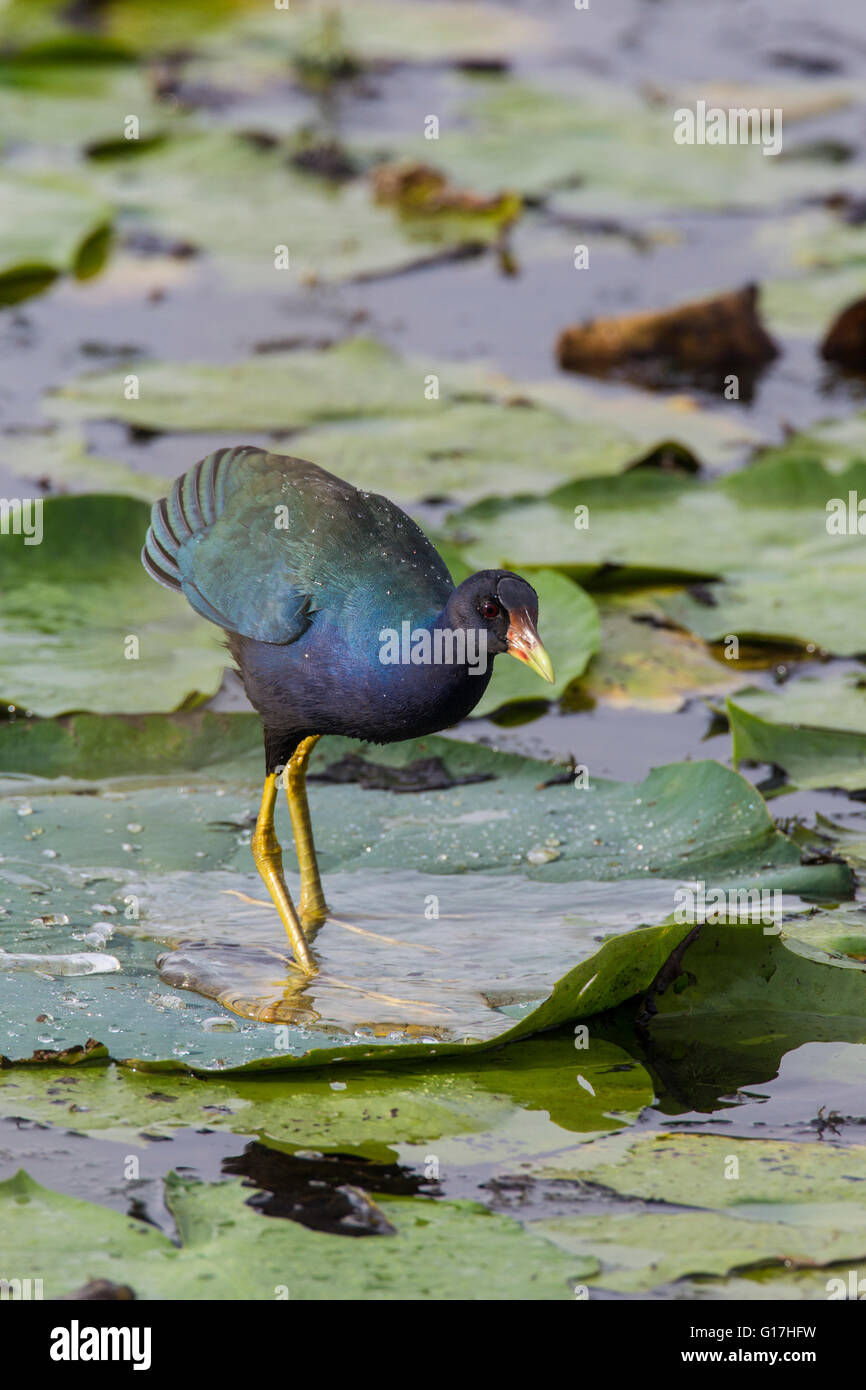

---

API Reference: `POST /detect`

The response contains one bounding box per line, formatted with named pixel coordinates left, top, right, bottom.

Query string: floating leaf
left=87, top=132, right=511, bottom=287
left=0, top=172, right=111, bottom=304
left=448, top=453, right=866, bottom=654
left=580, top=592, right=742, bottom=712
left=1, top=428, right=164, bottom=502
left=286, top=401, right=642, bottom=506
left=0, top=714, right=851, bottom=1069
left=0, top=1034, right=653, bottom=1153
left=47, top=338, right=473, bottom=432
left=0, top=1170, right=592, bottom=1299
left=385, top=79, right=857, bottom=212
left=0, top=494, right=225, bottom=715
left=530, top=1131, right=866, bottom=1293
left=728, top=677, right=866, bottom=791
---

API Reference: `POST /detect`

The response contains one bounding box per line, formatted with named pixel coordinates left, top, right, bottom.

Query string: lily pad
left=46, top=337, right=476, bottom=432
left=0, top=714, right=852, bottom=1069
left=1, top=428, right=164, bottom=501
left=385, top=78, right=856, bottom=213
left=0, top=1169, right=592, bottom=1299
left=447, top=453, right=866, bottom=655
left=284, top=400, right=644, bottom=506
left=728, top=677, right=866, bottom=791
left=87, top=131, right=512, bottom=287
left=0, top=172, right=111, bottom=304
left=0, top=494, right=226, bottom=715
left=0, top=59, right=179, bottom=150
left=533, top=1202, right=866, bottom=1295
left=0, top=1034, right=654, bottom=1154
left=580, top=592, right=743, bottom=712
left=637, top=913, right=866, bottom=1113
left=530, top=1131, right=866, bottom=1293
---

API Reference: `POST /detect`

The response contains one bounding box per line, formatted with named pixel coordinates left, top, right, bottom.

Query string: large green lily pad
left=2, top=428, right=164, bottom=501
left=0, top=0, right=547, bottom=64
left=0, top=59, right=178, bottom=150
left=0, top=494, right=226, bottom=715
left=534, top=1203, right=866, bottom=1295
left=283, top=401, right=644, bottom=506
left=0, top=1169, right=592, bottom=1299
left=0, top=713, right=853, bottom=1069
left=580, top=592, right=743, bottom=712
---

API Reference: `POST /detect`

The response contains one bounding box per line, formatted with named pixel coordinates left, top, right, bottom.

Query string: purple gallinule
left=142, top=447, right=553, bottom=973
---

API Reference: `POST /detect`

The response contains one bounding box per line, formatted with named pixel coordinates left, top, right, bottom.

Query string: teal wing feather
left=142, top=447, right=453, bottom=644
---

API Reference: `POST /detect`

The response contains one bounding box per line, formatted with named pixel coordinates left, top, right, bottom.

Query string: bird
left=142, top=447, right=554, bottom=974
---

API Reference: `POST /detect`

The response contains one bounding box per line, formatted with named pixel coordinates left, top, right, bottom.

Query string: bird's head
left=444, top=570, right=554, bottom=684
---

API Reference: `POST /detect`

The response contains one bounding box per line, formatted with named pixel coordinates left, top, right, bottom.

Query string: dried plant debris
left=372, top=161, right=521, bottom=234
left=821, top=295, right=866, bottom=371
left=556, top=284, right=779, bottom=388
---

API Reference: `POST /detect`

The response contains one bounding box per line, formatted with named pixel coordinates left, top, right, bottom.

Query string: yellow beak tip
left=511, top=644, right=555, bottom=685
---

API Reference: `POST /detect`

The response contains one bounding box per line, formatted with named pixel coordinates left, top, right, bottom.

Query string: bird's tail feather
left=141, top=446, right=257, bottom=592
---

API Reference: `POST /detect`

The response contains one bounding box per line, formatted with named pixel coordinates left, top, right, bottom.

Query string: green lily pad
left=0, top=0, right=547, bottom=63
left=533, top=1205, right=866, bottom=1295
left=46, top=337, right=477, bottom=432
left=0, top=1034, right=653, bottom=1155
left=44, top=342, right=727, bottom=505
left=1, top=428, right=165, bottom=501
left=0, top=172, right=111, bottom=304
left=758, top=211, right=866, bottom=337
left=0, top=59, right=178, bottom=150
left=247, top=0, right=549, bottom=66
left=447, top=453, right=866, bottom=655
left=636, top=913, right=866, bottom=1113
left=0, top=713, right=852, bottom=1069
left=0, top=494, right=226, bottom=715
left=86, top=131, right=513, bottom=287
left=530, top=1131, right=866, bottom=1293
left=284, top=400, right=643, bottom=506
left=728, top=676, right=866, bottom=790
left=512, top=376, right=762, bottom=471
left=580, top=591, right=743, bottom=712
left=385, top=78, right=856, bottom=213
left=0, top=1169, right=593, bottom=1299
left=540, top=1130, right=866, bottom=1208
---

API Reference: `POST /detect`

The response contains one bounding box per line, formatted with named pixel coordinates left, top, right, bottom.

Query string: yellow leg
left=285, top=735, right=328, bottom=931
left=251, top=773, right=315, bottom=974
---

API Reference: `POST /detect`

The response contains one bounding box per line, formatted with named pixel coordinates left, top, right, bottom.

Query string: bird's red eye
left=480, top=600, right=500, bottom=620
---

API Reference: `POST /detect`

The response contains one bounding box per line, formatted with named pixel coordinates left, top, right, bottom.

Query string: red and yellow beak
left=506, top=609, right=555, bottom=684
